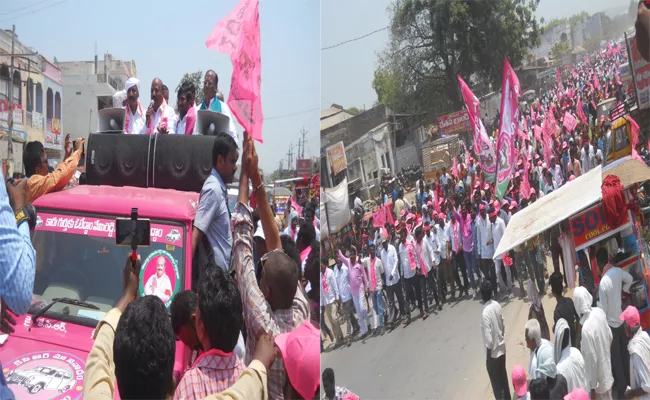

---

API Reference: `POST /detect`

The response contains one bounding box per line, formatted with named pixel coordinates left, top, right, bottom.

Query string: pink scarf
left=300, top=246, right=311, bottom=263
left=321, top=271, right=329, bottom=293
left=406, top=239, right=428, bottom=276
left=369, top=256, right=378, bottom=291
left=184, top=105, right=197, bottom=135
left=124, top=102, right=144, bottom=134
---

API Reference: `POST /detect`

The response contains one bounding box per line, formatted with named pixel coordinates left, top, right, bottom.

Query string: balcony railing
left=97, top=74, right=119, bottom=91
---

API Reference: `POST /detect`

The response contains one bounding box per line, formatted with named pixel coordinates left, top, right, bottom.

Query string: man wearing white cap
left=124, top=78, right=147, bottom=134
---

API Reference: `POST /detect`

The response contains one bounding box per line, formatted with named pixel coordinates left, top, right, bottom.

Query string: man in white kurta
left=361, top=242, right=385, bottom=333
left=554, top=318, right=588, bottom=393
left=124, top=77, right=147, bottom=135
left=620, top=305, right=650, bottom=399
left=574, top=286, right=614, bottom=399
left=144, top=256, right=173, bottom=303
left=320, top=263, right=343, bottom=348
left=147, top=78, right=178, bottom=134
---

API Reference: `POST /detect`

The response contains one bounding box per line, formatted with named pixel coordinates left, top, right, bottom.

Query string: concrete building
left=40, top=56, right=64, bottom=164
left=57, top=53, right=136, bottom=141
left=0, top=28, right=50, bottom=174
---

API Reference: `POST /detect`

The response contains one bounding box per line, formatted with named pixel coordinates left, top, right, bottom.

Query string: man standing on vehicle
left=199, top=70, right=237, bottom=141
left=146, top=78, right=177, bottom=134
left=175, top=81, right=197, bottom=135
left=193, top=133, right=239, bottom=273
left=23, top=134, right=85, bottom=203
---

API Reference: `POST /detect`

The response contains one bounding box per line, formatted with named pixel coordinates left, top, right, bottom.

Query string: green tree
left=374, top=0, right=542, bottom=114
left=346, top=106, right=363, bottom=115
left=176, top=70, right=204, bottom=105
left=551, top=40, right=572, bottom=60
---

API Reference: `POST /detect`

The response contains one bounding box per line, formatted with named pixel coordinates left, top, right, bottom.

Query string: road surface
left=321, top=272, right=562, bottom=399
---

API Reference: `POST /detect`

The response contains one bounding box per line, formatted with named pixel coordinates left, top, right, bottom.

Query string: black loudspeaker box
left=152, top=135, right=216, bottom=192
left=86, top=133, right=153, bottom=188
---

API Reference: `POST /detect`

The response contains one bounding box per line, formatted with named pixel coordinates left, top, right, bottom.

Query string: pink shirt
left=338, top=250, right=368, bottom=296
left=454, top=210, right=474, bottom=252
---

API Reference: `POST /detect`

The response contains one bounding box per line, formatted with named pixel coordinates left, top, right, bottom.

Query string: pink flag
left=496, top=57, right=521, bottom=200
left=458, top=75, right=497, bottom=182
left=521, top=156, right=531, bottom=200
left=630, top=116, right=644, bottom=163
left=586, top=55, right=590, bottom=65
left=556, top=68, right=564, bottom=92
left=372, top=208, right=386, bottom=228
left=451, top=157, right=459, bottom=178
left=206, top=0, right=264, bottom=142
left=577, top=96, right=588, bottom=125
left=533, top=125, right=542, bottom=142
left=289, top=197, right=302, bottom=216
left=563, top=111, right=578, bottom=132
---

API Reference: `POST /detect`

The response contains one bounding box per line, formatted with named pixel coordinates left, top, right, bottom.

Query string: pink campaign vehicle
left=1, top=185, right=199, bottom=399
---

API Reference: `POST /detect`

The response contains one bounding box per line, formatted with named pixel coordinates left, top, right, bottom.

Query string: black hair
left=297, top=222, right=316, bottom=248
left=114, top=296, right=175, bottom=399
left=280, top=234, right=302, bottom=279
left=304, top=241, right=320, bottom=303
left=23, top=141, right=45, bottom=176
left=322, top=368, right=335, bottom=385
left=178, top=80, right=196, bottom=100
left=197, top=267, right=242, bottom=352
left=596, top=247, right=609, bottom=266
left=549, top=271, right=564, bottom=297
left=265, top=251, right=299, bottom=309
left=529, top=377, right=550, bottom=400
left=612, top=250, right=630, bottom=265
left=252, top=209, right=260, bottom=227
left=212, top=132, right=238, bottom=166
left=162, top=84, right=169, bottom=92
left=206, top=69, right=219, bottom=87
left=561, top=326, right=570, bottom=350
left=170, top=290, right=198, bottom=334
left=480, top=280, right=492, bottom=302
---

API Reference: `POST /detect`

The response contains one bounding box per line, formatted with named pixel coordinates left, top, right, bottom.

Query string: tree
left=551, top=40, right=572, bottom=60
left=346, top=106, right=363, bottom=115
left=176, top=70, right=204, bottom=105
left=374, top=0, right=542, bottom=115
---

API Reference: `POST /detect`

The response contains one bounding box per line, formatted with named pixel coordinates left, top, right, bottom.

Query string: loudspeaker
left=196, top=110, right=230, bottom=135
left=152, top=135, right=216, bottom=192
left=86, top=133, right=153, bottom=188
left=97, top=108, right=126, bottom=132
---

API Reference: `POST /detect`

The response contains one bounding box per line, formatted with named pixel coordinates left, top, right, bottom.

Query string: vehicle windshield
left=30, top=211, right=186, bottom=327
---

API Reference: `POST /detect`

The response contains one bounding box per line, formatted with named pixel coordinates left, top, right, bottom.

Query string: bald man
left=198, top=70, right=237, bottom=141
left=144, top=256, right=174, bottom=302
left=146, top=78, right=177, bottom=134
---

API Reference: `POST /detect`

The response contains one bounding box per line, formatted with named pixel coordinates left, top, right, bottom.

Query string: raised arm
left=337, top=249, right=350, bottom=267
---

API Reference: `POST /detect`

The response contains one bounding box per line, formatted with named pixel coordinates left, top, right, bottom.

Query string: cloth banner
left=495, top=57, right=520, bottom=200
left=458, top=75, right=496, bottom=182
left=321, top=178, right=352, bottom=235
left=563, top=111, right=577, bottom=132
left=289, top=197, right=302, bottom=216
left=206, top=0, right=264, bottom=142
left=372, top=204, right=395, bottom=228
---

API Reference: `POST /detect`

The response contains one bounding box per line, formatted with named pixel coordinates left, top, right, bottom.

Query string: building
left=0, top=28, right=53, bottom=175
left=40, top=56, right=64, bottom=164
left=57, top=53, right=136, bottom=141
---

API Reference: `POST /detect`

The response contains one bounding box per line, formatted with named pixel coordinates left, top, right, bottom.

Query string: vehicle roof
left=33, top=185, right=199, bottom=221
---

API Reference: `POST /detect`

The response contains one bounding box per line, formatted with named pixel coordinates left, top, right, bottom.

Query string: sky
left=2, top=0, right=320, bottom=175
left=321, top=0, right=632, bottom=112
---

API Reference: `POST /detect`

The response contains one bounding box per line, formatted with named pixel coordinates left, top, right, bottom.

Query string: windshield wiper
left=30, top=297, right=100, bottom=329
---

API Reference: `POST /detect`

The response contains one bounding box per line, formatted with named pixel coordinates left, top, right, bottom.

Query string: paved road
left=321, top=280, right=561, bottom=400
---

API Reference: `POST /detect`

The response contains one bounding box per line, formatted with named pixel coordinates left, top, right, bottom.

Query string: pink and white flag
left=563, top=111, right=577, bottom=132
left=495, top=57, right=520, bottom=200
left=576, top=96, right=588, bottom=125
left=458, top=75, right=497, bottom=182
left=206, top=0, right=264, bottom=142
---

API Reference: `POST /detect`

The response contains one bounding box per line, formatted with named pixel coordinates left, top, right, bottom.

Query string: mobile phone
left=115, top=218, right=151, bottom=247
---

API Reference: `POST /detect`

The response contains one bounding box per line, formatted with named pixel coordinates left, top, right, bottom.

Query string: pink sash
left=184, top=105, right=197, bottom=135
left=369, top=256, right=377, bottom=291
left=321, top=271, right=329, bottom=293
left=149, top=100, right=169, bottom=134
left=124, top=102, right=144, bottom=134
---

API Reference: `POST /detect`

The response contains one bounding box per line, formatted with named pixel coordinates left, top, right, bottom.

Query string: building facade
left=40, top=56, right=63, bottom=165
left=57, top=53, right=136, bottom=141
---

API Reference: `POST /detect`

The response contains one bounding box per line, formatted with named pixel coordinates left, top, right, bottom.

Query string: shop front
left=0, top=99, right=27, bottom=177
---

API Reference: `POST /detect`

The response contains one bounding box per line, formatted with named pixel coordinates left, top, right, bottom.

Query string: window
left=46, top=88, right=54, bottom=120
left=35, top=83, right=43, bottom=113
left=26, top=78, right=34, bottom=112
left=381, top=154, right=386, bottom=168
left=55, top=92, right=61, bottom=119
left=0, top=65, right=8, bottom=100
left=12, top=71, right=20, bottom=104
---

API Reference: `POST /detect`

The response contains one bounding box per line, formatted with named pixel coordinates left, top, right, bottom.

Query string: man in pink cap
left=564, top=388, right=590, bottom=400
left=512, top=364, right=530, bottom=400
left=274, top=321, right=320, bottom=399
left=621, top=305, right=650, bottom=399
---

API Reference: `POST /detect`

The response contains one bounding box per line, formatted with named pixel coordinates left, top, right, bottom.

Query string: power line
left=0, top=0, right=68, bottom=22
left=321, top=26, right=388, bottom=51
left=266, top=107, right=319, bottom=121
left=0, top=0, right=54, bottom=15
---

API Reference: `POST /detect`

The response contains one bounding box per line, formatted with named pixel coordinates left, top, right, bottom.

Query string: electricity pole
left=6, top=25, right=15, bottom=177
left=287, top=143, right=294, bottom=173
left=300, top=127, right=308, bottom=158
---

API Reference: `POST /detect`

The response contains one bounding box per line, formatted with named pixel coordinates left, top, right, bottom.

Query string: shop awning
left=494, top=166, right=603, bottom=259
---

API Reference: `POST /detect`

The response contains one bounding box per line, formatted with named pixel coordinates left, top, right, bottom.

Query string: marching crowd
left=320, top=6, right=650, bottom=400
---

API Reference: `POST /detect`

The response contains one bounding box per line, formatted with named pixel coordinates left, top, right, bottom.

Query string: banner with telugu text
left=458, top=75, right=496, bottom=182
left=206, top=0, right=264, bottom=142
left=495, top=57, right=520, bottom=200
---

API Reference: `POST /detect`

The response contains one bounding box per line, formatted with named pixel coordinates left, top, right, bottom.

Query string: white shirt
left=491, top=217, right=506, bottom=261
left=207, top=97, right=238, bottom=141
left=580, top=144, right=595, bottom=174
left=557, top=346, right=588, bottom=393
left=550, top=164, right=564, bottom=187
left=426, top=232, right=440, bottom=267
left=399, top=238, right=416, bottom=280
left=144, top=273, right=173, bottom=303
left=320, top=267, right=339, bottom=307
left=418, top=237, right=435, bottom=273
left=629, top=329, right=650, bottom=399
left=175, top=104, right=197, bottom=135
left=362, top=256, right=384, bottom=291
left=599, top=266, right=633, bottom=328
left=126, top=103, right=147, bottom=134
left=354, top=197, right=363, bottom=209
left=476, top=216, right=495, bottom=259
left=481, top=299, right=506, bottom=358
left=582, top=307, right=614, bottom=394
left=380, top=244, right=400, bottom=287
left=528, top=339, right=553, bottom=380
left=334, top=264, right=352, bottom=302
left=435, top=224, right=451, bottom=260
left=150, top=101, right=178, bottom=134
